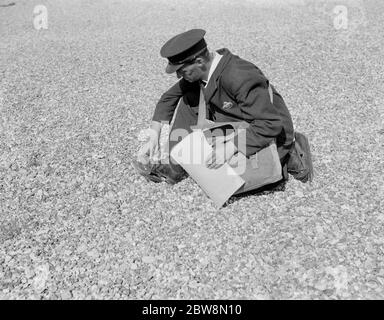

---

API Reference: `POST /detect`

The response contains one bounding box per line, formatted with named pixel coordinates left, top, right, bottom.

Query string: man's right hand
left=137, top=129, right=160, bottom=163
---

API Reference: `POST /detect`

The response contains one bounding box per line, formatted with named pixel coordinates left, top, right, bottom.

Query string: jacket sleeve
left=222, top=67, right=283, bottom=156
left=152, top=80, right=184, bottom=123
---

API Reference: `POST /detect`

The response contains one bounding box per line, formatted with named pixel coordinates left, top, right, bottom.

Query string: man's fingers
left=149, top=145, right=155, bottom=158
left=205, top=150, right=215, bottom=167
left=208, top=159, right=224, bottom=169
left=153, top=143, right=159, bottom=157
left=137, top=143, right=149, bottom=158
left=149, top=142, right=160, bottom=160
left=207, top=153, right=224, bottom=169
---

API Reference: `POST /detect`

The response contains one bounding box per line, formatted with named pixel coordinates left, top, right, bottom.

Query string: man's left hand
left=205, top=138, right=237, bottom=169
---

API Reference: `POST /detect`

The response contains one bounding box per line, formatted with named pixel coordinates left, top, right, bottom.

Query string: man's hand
left=205, top=138, right=237, bottom=169
left=137, top=129, right=160, bottom=163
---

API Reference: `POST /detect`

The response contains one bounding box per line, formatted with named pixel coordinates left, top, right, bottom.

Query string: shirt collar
left=203, top=51, right=223, bottom=87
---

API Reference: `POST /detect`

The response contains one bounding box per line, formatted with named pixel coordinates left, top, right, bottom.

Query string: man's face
left=176, top=60, right=205, bottom=82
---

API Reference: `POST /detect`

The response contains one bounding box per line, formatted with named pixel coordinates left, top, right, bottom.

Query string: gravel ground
left=0, top=0, right=383, bottom=300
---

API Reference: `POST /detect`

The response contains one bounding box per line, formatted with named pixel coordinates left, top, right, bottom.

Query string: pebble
left=61, top=290, right=73, bottom=300
left=25, top=267, right=35, bottom=279
left=87, top=249, right=99, bottom=259
left=77, top=244, right=87, bottom=254
left=142, top=256, right=156, bottom=264
left=130, top=263, right=138, bottom=270
left=32, top=264, right=50, bottom=293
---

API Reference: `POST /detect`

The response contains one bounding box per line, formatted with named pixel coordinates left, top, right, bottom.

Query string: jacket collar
left=203, top=48, right=233, bottom=102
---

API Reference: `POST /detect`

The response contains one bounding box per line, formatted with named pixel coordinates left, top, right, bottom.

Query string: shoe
left=132, top=159, right=163, bottom=183
left=132, top=159, right=187, bottom=185
left=153, top=163, right=188, bottom=185
left=287, top=132, right=314, bottom=183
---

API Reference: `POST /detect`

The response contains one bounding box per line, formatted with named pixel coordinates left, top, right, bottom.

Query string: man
left=133, top=29, right=309, bottom=190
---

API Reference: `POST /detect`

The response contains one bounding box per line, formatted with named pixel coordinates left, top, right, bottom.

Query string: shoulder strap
left=197, top=84, right=207, bottom=126
left=268, top=84, right=273, bottom=104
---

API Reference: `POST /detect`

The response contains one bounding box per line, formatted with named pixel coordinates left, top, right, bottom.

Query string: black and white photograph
left=0, top=0, right=383, bottom=303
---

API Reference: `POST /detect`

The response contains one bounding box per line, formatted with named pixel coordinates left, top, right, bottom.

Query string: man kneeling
left=133, top=29, right=312, bottom=194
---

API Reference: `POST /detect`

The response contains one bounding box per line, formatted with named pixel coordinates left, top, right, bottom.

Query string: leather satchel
left=197, top=83, right=283, bottom=195
left=201, top=122, right=283, bottom=195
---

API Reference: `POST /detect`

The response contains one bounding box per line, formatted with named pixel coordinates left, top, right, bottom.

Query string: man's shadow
left=223, top=179, right=287, bottom=207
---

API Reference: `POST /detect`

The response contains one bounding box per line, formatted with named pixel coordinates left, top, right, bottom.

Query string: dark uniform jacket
left=152, top=48, right=294, bottom=159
